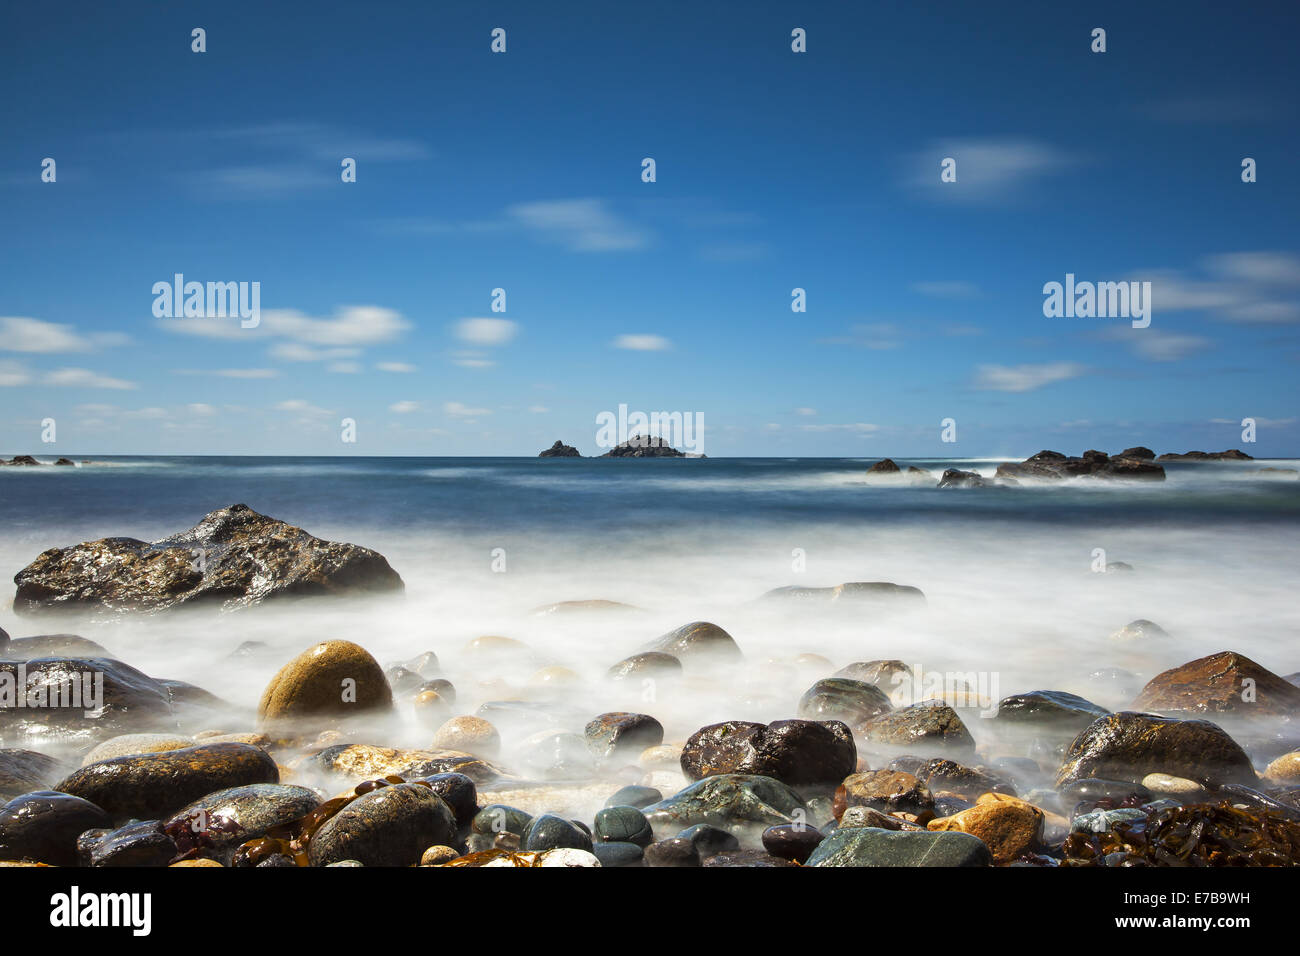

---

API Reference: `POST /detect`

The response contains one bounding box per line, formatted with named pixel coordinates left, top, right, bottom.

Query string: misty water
left=2, top=455, right=1298, bottom=799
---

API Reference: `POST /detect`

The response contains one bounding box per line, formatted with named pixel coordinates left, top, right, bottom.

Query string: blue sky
left=2, top=0, right=1297, bottom=457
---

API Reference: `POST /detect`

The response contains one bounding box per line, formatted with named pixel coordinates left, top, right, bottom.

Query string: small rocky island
left=536, top=438, right=704, bottom=458
left=538, top=440, right=582, bottom=458
left=1, top=455, right=80, bottom=466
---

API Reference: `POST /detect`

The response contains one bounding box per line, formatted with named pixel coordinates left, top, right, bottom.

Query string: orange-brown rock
left=928, top=798, right=1044, bottom=864
left=1131, top=651, right=1300, bottom=718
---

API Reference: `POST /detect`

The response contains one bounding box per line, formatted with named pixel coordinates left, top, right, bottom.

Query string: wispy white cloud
left=908, top=137, right=1075, bottom=202
left=43, top=367, right=137, bottom=390
left=612, top=334, right=672, bottom=351
left=454, top=318, right=517, bottom=346
left=1143, top=252, right=1300, bottom=323
left=376, top=361, right=416, bottom=373
left=445, top=401, right=491, bottom=419
left=508, top=198, right=649, bottom=252
left=389, top=400, right=419, bottom=414
left=974, top=361, right=1086, bottom=392
left=1, top=317, right=127, bottom=353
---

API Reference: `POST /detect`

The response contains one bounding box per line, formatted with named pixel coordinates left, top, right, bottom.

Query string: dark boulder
left=1055, top=711, right=1257, bottom=787
left=309, top=783, right=457, bottom=867
left=54, top=742, right=279, bottom=822
left=798, top=677, right=892, bottom=724
left=0, top=790, right=111, bottom=865
left=641, top=621, right=741, bottom=662
left=858, top=701, right=976, bottom=753
left=680, top=718, right=856, bottom=786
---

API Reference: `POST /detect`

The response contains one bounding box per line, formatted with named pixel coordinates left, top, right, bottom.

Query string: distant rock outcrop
left=13, top=503, right=404, bottom=616
left=600, top=437, right=695, bottom=458
left=995, top=449, right=1165, bottom=481
left=538, top=440, right=582, bottom=458
left=1155, top=450, right=1254, bottom=461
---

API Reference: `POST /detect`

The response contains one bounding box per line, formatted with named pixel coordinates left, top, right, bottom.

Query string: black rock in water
left=538, top=440, right=582, bottom=457
left=13, top=503, right=403, bottom=616
left=599, top=436, right=687, bottom=458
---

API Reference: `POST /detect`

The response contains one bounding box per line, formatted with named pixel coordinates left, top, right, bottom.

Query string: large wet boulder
left=1055, top=712, right=1257, bottom=788
left=163, top=783, right=321, bottom=864
left=0, top=789, right=112, bottom=865
left=642, top=774, right=808, bottom=840
left=606, top=652, right=682, bottom=682
left=53, top=742, right=279, bottom=822
left=12, top=503, right=403, bottom=616
left=680, top=719, right=856, bottom=787
left=0, top=657, right=177, bottom=750
left=858, top=701, right=975, bottom=753
left=1, top=634, right=115, bottom=659
left=641, top=622, right=741, bottom=662
left=1131, top=651, right=1300, bottom=718
left=257, top=640, right=393, bottom=729
left=761, top=582, right=925, bottom=606
left=308, top=783, right=457, bottom=867
left=807, top=827, right=992, bottom=867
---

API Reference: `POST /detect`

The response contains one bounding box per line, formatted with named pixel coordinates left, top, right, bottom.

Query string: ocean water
left=2, top=455, right=1298, bottom=765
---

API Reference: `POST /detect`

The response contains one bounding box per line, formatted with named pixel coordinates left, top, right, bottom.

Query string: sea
left=2, top=455, right=1297, bottom=760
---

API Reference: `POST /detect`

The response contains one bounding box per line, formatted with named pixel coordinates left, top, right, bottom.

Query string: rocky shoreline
left=2, top=505, right=1298, bottom=868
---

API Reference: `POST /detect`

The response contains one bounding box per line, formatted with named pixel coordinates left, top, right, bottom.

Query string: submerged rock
left=642, top=774, right=807, bottom=840
left=762, top=823, right=824, bottom=862
left=606, top=652, right=682, bottom=682
left=680, top=719, right=856, bottom=787
left=807, top=827, right=992, bottom=867
left=432, top=716, right=501, bottom=758
left=1155, top=449, right=1254, bottom=461
left=858, top=701, right=976, bottom=752
left=1131, top=651, right=1300, bottom=718
left=82, top=733, right=194, bottom=766
left=798, top=678, right=892, bottom=724
left=0, top=749, right=64, bottom=800
left=54, top=742, right=280, bottom=822
left=13, top=503, right=403, bottom=616
left=0, top=789, right=112, bottom=865
left=1055, top=712, right=1257, bottom=788
left=309, top=783, right=457, bottom=867
left=0, top=657, right=177, bottom=750
left=994, top=690, right=1110, bottom=736
left=761, top=582, right=925, bottom=606
left=2, top=634, right=115, bottom=659
left=584, top=712, right=665, bottom=761
left=642, top=621, right=741, bottom=662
